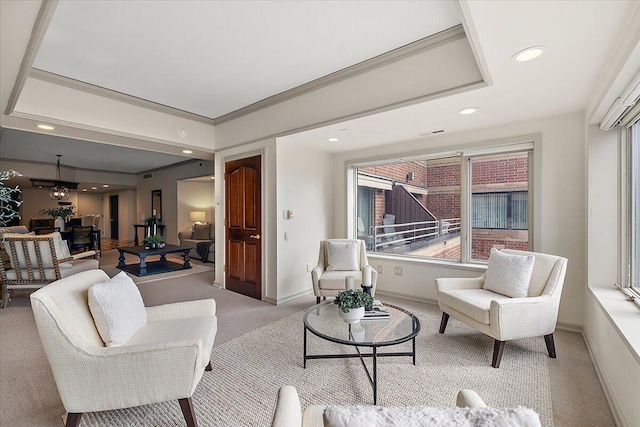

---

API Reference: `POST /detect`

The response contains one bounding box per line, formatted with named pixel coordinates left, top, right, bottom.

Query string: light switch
left=284, top=232, right=289, bottom=241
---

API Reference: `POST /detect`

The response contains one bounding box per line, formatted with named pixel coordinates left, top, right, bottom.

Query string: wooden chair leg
left=179, top=397, right=198, bottom=427
left=439, top=313, right=449, bottom=333
left=316, top=296, right=320, bottom=304
left=544, top=333, right=557, bottom=358
left=205, top=361, right=212, bottom=371
left=492, top=340, right=506, bottom=368
left=65, top=413, right=82, bottom=427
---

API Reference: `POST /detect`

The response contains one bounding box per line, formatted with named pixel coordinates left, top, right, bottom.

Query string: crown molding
left=28, top=68, right=217, bottom=125
left=213, top=25, right=468, bottom=125
left=4, top=0, right=58, bottom=116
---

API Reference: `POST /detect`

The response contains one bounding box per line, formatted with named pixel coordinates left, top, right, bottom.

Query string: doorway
left=225, top=155, right=262, bottom=299
left=109, top=195, right=119, bottom=239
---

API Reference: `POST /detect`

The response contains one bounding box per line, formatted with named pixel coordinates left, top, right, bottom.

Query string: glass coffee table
left=303, top=301, right=421, bottom=405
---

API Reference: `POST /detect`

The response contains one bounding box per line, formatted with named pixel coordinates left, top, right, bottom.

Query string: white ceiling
left=34, top=0, right=461, bottom=119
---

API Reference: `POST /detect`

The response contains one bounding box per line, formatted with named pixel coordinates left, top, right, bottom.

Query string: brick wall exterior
left=471, top=229, right=529, bottom=260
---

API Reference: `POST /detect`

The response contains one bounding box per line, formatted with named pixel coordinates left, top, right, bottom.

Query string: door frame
left=221, top=150, right=265, bottom=299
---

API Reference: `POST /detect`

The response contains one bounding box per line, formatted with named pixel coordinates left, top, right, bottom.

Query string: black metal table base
left=303, top=325, right=417, bottom=405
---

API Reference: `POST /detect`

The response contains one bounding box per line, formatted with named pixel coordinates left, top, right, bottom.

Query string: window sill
left=588, top=286, right=640, bottom=364
left=368, top=252, right=488, bottom=272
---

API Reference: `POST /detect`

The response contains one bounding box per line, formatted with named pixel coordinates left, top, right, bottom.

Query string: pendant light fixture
left=50, top=155, right=70, bottom=200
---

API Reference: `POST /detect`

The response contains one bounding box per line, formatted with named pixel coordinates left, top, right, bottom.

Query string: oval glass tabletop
left=303, top=301, right=420, bottom=347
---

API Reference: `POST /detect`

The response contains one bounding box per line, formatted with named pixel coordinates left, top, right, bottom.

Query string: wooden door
left=225, top=155, right=262, bottom=299
left=109, top=195, right=119, bottom=239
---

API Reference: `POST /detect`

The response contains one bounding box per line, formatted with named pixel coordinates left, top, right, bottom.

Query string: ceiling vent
left=419, top=129, right=446, bottom=136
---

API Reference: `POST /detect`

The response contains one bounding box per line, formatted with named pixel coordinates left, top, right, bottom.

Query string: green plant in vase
left=0, top=170, right=22, bottom=227
left=39, top=206, right=75, bottom=220
left=334, top=289, right=374, bottom=312
left=143, top=234, right=165, bottom=249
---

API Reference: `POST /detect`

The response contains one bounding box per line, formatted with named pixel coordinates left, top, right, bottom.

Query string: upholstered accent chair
left=178, top=223, right=214, bottom=262
left=311, top=239, right=378, bottom=304
left=437, top=249, right=568, bottom=368
left=0, top=232, right=98, bottom=308
left=30, top=269, right=218, bottom=427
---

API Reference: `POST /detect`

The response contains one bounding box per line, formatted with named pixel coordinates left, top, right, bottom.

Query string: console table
left=133, top=224, right=165, bottom=245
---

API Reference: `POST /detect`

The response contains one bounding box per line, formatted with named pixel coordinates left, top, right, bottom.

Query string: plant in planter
left=334, top=289, right=374, bottom=324
left=143, top=234, right=165, bottom=249
left=0, top=170, right=22, bottom=227
left=40, top=206, right=75, bottom=220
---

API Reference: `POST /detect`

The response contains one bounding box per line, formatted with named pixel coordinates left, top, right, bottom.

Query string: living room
left=1, top=1, right=640, bottom=427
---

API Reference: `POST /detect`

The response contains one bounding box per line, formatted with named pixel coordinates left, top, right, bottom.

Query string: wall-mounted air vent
left=143, top=173, right=153, bottom=179
left=419, top=129, right=446, bottom=136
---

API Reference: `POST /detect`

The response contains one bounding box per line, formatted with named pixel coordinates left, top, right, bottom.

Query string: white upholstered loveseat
left=270, top=386, right=541, bottom=427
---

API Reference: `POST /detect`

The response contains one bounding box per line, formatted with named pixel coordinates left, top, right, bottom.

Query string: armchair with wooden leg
left=436, top=248, right=567, bottom=368
left=30, top=269, right=217, bottom=427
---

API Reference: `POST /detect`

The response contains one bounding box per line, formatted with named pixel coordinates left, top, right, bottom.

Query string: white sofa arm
left=436, top=275, right=485, bottom=292
left=456, top=389, right=487, bottom=408
left=311, top=265, right=324, bottom=292
left=490, top=295, right=558, bottom=340
left=271, top=385, right=302, bottom=427
left=146, top=299, right=216, bottom=321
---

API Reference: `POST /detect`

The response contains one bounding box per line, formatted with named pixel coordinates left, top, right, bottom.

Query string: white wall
left=136, top=160, right=214, bottom=245
left=176, top=179, right=215, bottom=234
left=275, top=138, right=334, bottom=303
left=332, top=112, right=587, bottom=328
left=18, top=187, right=79, bottom=226
left=584, top=124, right=640, bottom=427
left=77, top=193, right=103, bottom=218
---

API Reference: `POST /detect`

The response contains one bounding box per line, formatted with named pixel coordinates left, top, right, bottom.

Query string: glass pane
left=470, top=152, right=530, bottom=261
left=356, top=156, right=461, bottom=261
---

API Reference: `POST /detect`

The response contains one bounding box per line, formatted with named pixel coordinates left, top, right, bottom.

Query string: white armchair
left=436, top=249, right=567, bottom=368
left=30, top=269, right=217, bottom=427
left=311, top=239, right=378, bottom=304
left=0, top=232, right=98, bottom=308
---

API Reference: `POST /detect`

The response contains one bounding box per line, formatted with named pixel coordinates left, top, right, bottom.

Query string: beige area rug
left=80, top=310, right=553, bottom=427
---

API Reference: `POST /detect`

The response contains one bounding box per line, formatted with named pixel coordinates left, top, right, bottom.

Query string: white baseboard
left=582, top=329, right=626, bottom=427
left=269, top=288, right=313, bottom=305
left=375, top=289, right=438, bottom=305
left=556, top=321, right=582, bottom=333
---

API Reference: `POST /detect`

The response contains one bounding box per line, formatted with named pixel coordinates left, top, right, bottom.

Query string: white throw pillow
left=326, top=241, right=359, bottom=271
left=483, top=248, right=535, bottom=298
left=88, top=272, right=147, bottom=346
left=323, top=406, right=541, bottom=427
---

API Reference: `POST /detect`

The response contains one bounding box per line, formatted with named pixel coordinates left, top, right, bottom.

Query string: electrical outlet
left=284, top=232, right=288, bottom=241
left=394, top=266, right=403, bottom=276
left=377, top=264, right=383, bottom=274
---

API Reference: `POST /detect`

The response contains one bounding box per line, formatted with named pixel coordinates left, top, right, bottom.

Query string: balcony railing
left=370, top=218, right=461, bottom=252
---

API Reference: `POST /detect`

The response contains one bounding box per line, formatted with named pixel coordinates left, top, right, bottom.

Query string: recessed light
left=512, top=46, right=546, bottom=62
left=182, top=150, right=193, bottom=154
left=459, top=107, right=478, bottom=115
left=102, top=184, right=109, bottom=188
left=328, top=138, right=339, bottom=142
left=36, top=124, right=55, bottom=130
left=82, top=189, right=87, bottom=192
left=91, top=187, right=97, bottom=190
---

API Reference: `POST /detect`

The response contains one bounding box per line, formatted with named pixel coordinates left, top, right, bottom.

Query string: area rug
left=80, top=310, right=553, bottom=426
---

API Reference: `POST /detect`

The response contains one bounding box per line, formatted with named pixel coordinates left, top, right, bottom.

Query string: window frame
left=348, top=136, right=540, bottom=266
left=622, top=117, right=640, bottom=299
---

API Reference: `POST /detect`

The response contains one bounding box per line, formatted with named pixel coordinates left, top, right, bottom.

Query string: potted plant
left=0, top=170, right=22, bottom=227
left=334, top=289, right=374, bottom=324
left=40, top=206, right=75, bottom=230
left=143, top=234, right=165, bottom=249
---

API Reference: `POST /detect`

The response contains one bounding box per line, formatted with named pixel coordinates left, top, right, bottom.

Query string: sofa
left=271, top=386, right=541, bottom=427
left=178, top=223, right=214, bottom=263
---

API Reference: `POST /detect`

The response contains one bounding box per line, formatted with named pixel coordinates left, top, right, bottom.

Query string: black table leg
left=373, top=346, right=378, bottom=405
left=183, top=250, right=191, bottom=269
left=117, top=250, right=125, bottom=269
left=303, top=326, right=307, bottom=369
left=413, top=337, right=416, bottom=365
left=139, top=254, right=147, bottom=276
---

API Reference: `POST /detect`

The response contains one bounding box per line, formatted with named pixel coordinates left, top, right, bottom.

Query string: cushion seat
left=128, top=315, right=217, bottom=368
left=438, top=289, right=511, bottom=325
left=318, top=271, right=361, bottom=290
left=5, top=258, right=99, bottom=281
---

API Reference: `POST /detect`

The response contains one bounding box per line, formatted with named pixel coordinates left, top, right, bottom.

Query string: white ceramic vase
left=339, top=306, right=365, bottom=324
left=54, top=216, right=65, bottom=231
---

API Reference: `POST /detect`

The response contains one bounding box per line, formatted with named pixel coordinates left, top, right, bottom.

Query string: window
left=626, top=118, right=640, bottom=298
left=353, top=144, right=532, bottom=263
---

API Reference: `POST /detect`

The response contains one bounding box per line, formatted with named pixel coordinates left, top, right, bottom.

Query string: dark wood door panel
left=225, top=155, right=262, bottom=300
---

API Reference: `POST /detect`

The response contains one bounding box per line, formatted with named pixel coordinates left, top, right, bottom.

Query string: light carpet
left=80, top=309, right=553, bottom=427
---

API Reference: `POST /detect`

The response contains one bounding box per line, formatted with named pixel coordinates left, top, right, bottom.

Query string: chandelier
left=50, top=155, right=69, bottom=201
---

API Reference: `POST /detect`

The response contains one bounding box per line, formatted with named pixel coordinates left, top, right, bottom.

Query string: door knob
left=250, top=234, right=261, bottom=239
